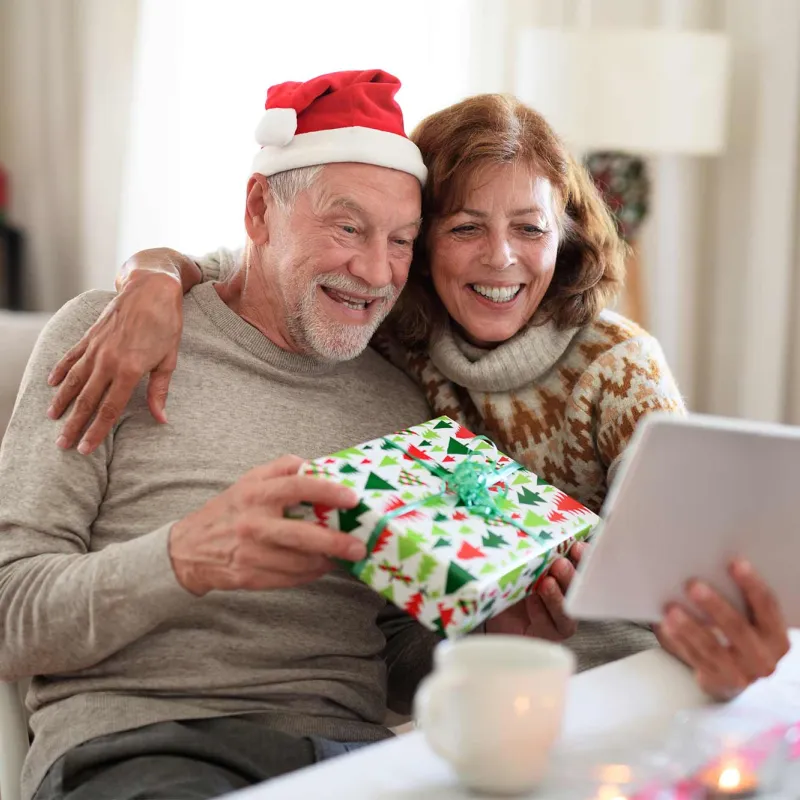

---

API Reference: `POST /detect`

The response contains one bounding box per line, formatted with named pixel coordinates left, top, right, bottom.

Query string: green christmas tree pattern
left=294, top=416, right=599, bottom=637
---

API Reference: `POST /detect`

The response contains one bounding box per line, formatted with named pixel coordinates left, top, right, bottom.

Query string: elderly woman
left=47, top=94, right=790, bottom=700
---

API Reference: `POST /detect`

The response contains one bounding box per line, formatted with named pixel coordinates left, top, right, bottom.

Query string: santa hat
left=251, top=69, right=427, bottom=185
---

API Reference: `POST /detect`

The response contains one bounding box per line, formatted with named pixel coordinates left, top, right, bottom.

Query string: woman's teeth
left=470, top=284, right=522, bottom=303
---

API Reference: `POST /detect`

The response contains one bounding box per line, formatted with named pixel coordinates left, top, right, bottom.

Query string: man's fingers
left=248, top=459, right=359, bottom=499
left=249, top=568, right=332, bottom=591
left=250, top=455, right=308, bottom=480
left=48, top=338, right=89, bottom=387
left=146, top=367, right=174, bottom=424
left=55, top=371, right=111, bottom=450
left=256, top=518, right=367, bottom=562
left=208, top=560, right=332, bottom=593
left=266, top=474, right=359, bottom=510
left=245, top=545, right=333, bottom=578
left=77, top=375, right=141, bottom=455
left=731, top=559, right=790, bottom=658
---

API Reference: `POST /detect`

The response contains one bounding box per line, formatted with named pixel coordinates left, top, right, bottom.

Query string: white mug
left=414, top=635, right=575, bottom=795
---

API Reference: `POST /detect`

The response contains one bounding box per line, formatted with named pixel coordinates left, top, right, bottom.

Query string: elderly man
left=0, top=70, right=437, bottom=800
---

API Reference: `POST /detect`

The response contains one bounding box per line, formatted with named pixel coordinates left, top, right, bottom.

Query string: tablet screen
left=565, top=413, right=800, bottom=627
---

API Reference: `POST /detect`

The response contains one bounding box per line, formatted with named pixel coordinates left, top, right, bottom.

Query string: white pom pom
left=254, top=108, right=297, bottom=147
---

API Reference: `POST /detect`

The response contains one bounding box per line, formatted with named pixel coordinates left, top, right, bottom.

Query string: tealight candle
left=698, top=757, right=759, bottom=798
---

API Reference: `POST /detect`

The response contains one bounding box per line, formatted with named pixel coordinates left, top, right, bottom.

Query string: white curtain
left=0, top=0, right=140, bottom=311
left=0, top=0, right=472, bottom=308
left=117, top=0, right=474, bottom=262
left=476, top=0, right=800, bottom=424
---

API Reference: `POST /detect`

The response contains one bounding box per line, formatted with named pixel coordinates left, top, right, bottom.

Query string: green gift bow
left=349, top=434, right=529, bottom=578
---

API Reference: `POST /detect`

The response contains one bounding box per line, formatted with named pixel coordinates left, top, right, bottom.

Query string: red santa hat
left=251, top=69, right=427, bottom=185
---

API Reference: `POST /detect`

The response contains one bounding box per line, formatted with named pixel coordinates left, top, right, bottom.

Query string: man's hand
left=655, top=559, right=791, bottom=701
left=485, top=542, right=587, bottom=641
left=47, top=254, right=192, bottom=455
left=169, top=455, right=368, bottom=595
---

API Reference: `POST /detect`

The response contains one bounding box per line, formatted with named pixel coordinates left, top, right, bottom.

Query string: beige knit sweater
left=0, top=285, right=435, bottom=799
left=199, top=248, right=688, bottom=671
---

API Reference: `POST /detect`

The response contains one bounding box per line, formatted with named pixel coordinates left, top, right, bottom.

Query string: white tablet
left=564, top=412, right=800, bottom=627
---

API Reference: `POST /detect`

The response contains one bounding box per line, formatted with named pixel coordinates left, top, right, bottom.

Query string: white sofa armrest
left=0, top=311, right=51, bottom=440
left=0, top=680, right=29, bottom=800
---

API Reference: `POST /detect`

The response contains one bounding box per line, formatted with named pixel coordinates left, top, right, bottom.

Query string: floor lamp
left=514, top=27, right=730, bottom=328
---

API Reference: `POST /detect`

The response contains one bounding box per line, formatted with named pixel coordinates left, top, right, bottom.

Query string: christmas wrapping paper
left=295, top=416, right=600, bottom=638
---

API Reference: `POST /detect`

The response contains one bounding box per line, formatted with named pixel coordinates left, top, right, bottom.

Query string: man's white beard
left=286, top=274, right=398, bottom=362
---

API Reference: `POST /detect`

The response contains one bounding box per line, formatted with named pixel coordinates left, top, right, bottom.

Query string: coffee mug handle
left=414, top=672, right=461, bottom=764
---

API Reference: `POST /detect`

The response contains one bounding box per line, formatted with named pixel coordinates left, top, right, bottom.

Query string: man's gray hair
left=267, top=165, right=323, bottom=211
left=229, top=165, right=323, bottom=283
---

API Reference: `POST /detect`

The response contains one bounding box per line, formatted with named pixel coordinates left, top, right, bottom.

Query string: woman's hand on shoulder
left=47, top=253, right=192, bottom=454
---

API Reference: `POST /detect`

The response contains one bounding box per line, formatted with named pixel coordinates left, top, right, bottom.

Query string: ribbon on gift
left=349, top=434, right=533, bottom=578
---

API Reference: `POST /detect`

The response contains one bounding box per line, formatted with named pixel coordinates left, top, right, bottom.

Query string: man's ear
left=245, top=174, right=272, bottom=245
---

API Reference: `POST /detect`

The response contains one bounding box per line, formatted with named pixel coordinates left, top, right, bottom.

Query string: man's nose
left=348, top=238, right=392, bottom=287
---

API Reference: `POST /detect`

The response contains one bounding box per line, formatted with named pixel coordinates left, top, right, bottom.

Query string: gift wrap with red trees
left=295, top=417, right=599, bottom=637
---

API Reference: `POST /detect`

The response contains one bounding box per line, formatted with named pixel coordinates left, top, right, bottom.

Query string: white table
left=226, top=632, right=800, bottom=799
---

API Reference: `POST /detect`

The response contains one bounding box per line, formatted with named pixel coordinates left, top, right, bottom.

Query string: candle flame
left=597, top=787, right=627, bottom=800
left=718, top=766, right=742, bottom=790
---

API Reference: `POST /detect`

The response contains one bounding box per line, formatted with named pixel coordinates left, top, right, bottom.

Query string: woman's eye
left=451, top=224, right=478, bottom=234
left=521, top=224, right=545, bottom=236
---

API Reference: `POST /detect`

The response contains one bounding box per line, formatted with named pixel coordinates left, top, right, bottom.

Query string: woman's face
left=428, top=162, right=560, bottom=347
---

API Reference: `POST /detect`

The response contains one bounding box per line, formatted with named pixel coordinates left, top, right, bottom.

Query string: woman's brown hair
left=391, top=94, right=626, bottom=346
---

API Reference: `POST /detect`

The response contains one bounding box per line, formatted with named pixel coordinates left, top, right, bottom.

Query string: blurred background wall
left=2, top=0, right=800, bottom=424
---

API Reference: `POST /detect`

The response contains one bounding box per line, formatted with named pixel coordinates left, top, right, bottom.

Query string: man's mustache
left=315, top=273, right=397, bottom=300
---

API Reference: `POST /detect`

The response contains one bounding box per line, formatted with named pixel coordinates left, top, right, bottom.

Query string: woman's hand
left=655, top=559, right=791, bottom=701
left=485, top=542, right=587, bottom=641
left=47, top=251, right=195, bottom=454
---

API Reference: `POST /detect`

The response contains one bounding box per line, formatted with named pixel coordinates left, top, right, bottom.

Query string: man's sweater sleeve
left=0, top=293, right=194, bottom=681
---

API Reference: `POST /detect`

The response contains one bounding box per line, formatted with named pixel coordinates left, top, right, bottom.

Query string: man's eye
left=341, top=225, right=358, bottom=235
left=393, top=238, right=411, bottom=247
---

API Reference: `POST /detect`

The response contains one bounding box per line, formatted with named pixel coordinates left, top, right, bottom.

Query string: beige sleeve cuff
left=192, top=247, right=243, bottom=283
left=117, top=522, right=195, bottom=610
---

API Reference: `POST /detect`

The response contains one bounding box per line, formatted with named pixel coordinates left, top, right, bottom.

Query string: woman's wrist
left=116, top=248, right=200, bottom=294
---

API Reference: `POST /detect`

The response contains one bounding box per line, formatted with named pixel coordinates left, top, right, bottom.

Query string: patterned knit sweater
left=386, top=313, right=686, bottom=516
left=198, top=248, right=688, bottom=670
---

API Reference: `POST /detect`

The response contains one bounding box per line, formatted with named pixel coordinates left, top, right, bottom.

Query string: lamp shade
left=515, top=29, right=730, bottom=156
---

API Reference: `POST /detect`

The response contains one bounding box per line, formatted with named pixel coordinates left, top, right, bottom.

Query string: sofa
left=0, top=311, right=50, bottom=441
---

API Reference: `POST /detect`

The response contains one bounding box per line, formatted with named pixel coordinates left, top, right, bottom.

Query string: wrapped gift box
left=295, top=416, right=599, bottom=637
